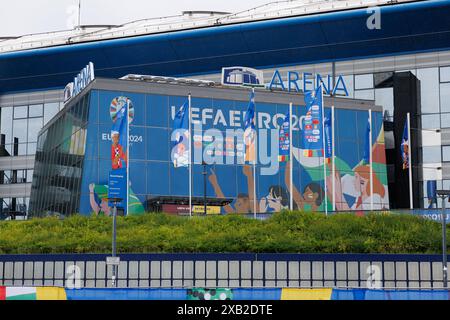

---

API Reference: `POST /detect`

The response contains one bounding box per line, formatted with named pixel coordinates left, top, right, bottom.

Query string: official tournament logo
left=110, top=96, right=135, bottom=124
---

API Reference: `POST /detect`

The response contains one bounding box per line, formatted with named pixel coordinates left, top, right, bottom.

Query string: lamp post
left=106, top=197, right=122, bottom=287
left=436, top=190, right=449, bottom=288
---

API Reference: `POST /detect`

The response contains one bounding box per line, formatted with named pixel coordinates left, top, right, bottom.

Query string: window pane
left=27, top=142, right=37, bottom=155
left=44, top=102, right=60, bottom=125
left=13, top=106, right=28, bottom=119
left=1, top=107, right=13, bottom=144
left=354, top=89, right=375, bottom=100
left=440, top=83, right=450, bottom=113
left=28, top=104, right=43, bottom=117
left=441, top=113, right=450, bottom=128
left=375, top=88, right=394, bottom=118
left=422, top=146, right=441, bottom=163
left=440, top=66, right=450, bottom=82
left=421, top=114, right=440, bottom=129
left=12, top=119, right=27, bottom=143
left=443, top=146, right=450, bottom=162
left=355, top=74, right=374, bottom=90
left=27, top=117, right=43, bottom=142
left=416, top=68, right=439, bottom=113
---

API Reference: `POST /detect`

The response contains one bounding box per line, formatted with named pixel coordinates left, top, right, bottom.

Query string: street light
left=436, top=190, right=449, bottom=288
left=105, top=197, right=122, bottom=287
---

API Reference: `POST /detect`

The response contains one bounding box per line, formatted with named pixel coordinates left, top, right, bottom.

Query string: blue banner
left=171, top=100, right=190, bottom=168
left=324, top=112, right=332, bottom=160
left=278, top=111, right=290, bottom=162
left=426, top=180, right=437, bottom=208
left=244, top=91, right=256, bottom=163
left=109, top=97, right=130, bottom=212
left=401, top=119, right=410, bottom=170
left=110, top=97, right=129, bottom=170
left=302, top=86, right=323, bottom=154
left=362, top=116, right=371, bottom=164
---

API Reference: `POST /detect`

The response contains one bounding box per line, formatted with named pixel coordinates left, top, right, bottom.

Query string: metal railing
left=0, top=253, right=448, bottom=289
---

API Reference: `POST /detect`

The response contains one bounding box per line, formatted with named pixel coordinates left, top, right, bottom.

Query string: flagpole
left=252, top=88, right=257, bottom=219
left=331, top=105, right=335, bottom=212
left=407, top=112, right=413, bottom=209
left=321, top=84, right=328, bottom=216
left=369, top=109, right=373, bottom=212
left=126, top=101, right=130, bottom=216
left=289, top=102, right=293, bottom=211
left=188, top=93, right=192, bottom=217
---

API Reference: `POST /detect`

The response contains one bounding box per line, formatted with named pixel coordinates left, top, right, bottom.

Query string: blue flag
left=109, top=96, right=131, bottom=211
left=362, top=117, right=371, bottom=164
left=324, top=112, right=332, bottom=160
left=278, top=111, right=290, bottom=162
left=110, top=96, right=129, bottom=171
left=427, top=180, right=437, bottom=209
left=244, top=91, right=256, bottom=163
left=401, top=119, right=410, bottom=170
left=172, top=100, right=190, bottom=168
left=302, top=85, right=323, bottom=156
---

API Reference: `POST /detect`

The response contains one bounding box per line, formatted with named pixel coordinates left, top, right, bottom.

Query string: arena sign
left=268, top=70, right=349, bottom=96
left=64, top=62, right=95, bottom=103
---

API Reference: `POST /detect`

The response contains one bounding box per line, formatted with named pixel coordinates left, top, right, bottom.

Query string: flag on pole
left=172, top=100, right=190, bottom=168
left=110, top=97, right=129, bottom=170
left=324, top=112, right=332, bottom=164
left=109, top=96, right=131, bottom=213
left=278, top=111, right=290, bottom=162
left=401, top=119, right=410, bottom=170
left=362, top=117, right=371, bottom=164
left=244, top=91, right=256, bottom=163
left=303, top=86, right=323, bottom=156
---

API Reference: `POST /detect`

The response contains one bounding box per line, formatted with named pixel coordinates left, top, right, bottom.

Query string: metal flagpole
left=253, top=88, right=257, bottom=219
left=188, top=94, right=192, bottom=217
left=320, top=85, right=328, bottom=216
left=332, top=105, right=336, bottom=212
left=78, top=0, right=82, bottom=28
left=407, top=112, right=413, bottom=209
left=289, top=102, right=293, bottom=211
left=126, top=101, right=130, bottom=216
left=369, top=109, right=373, bottom=212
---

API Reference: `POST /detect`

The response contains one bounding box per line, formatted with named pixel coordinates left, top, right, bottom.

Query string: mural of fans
left=208, top=166, right=252, bottom=214
left=329, top=164, right=389, bottom=211
left=89, top=184, right=111, bottom=216
left=259, top=185, right=290, bottom=213
left=284, top=161, right=324, bottom=211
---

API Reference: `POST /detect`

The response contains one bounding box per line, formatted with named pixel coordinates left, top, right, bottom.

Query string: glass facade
left=29, top=95, right=89, bottom=216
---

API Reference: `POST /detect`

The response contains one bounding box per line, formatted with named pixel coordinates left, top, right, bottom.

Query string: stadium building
left=1, top=0, right=450, bottom=216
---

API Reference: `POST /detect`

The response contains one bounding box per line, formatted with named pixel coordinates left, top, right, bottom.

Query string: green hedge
left=0, top=211, right=447, bottom=254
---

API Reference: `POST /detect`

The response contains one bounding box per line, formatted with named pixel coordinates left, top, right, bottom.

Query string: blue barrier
left=63, top=288, right=450, bottom=300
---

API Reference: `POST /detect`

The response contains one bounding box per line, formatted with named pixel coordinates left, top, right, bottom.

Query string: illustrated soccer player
left=111, top=130, right=127, bottom=170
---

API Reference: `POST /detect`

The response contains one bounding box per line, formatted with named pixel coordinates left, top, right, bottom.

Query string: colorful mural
left=78, top=89, right=389, bottom=215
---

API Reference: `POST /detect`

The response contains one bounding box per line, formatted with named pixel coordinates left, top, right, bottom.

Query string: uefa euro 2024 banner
left=81, top=90, right=389, bottom=216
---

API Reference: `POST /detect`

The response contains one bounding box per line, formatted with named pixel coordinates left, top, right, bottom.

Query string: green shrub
left=0, top=211, right=447, bottom=254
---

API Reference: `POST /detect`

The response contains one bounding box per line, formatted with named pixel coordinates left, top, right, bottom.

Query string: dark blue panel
left=130, top=160, right=147, bottom=196
left=129, top=125, right=146, bottom=160
left=147, top=94, right=168, bottom=127
left=147, top=127, right=169, bottom=161
left=147, top=161, right=170, bottom=196
left=126, top=91, right=146, bottom=126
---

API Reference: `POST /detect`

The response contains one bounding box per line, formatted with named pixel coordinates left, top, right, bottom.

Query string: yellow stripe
left=281, top=288, right=332, bottom=300
left=36, top=287, right=67, bottom=300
